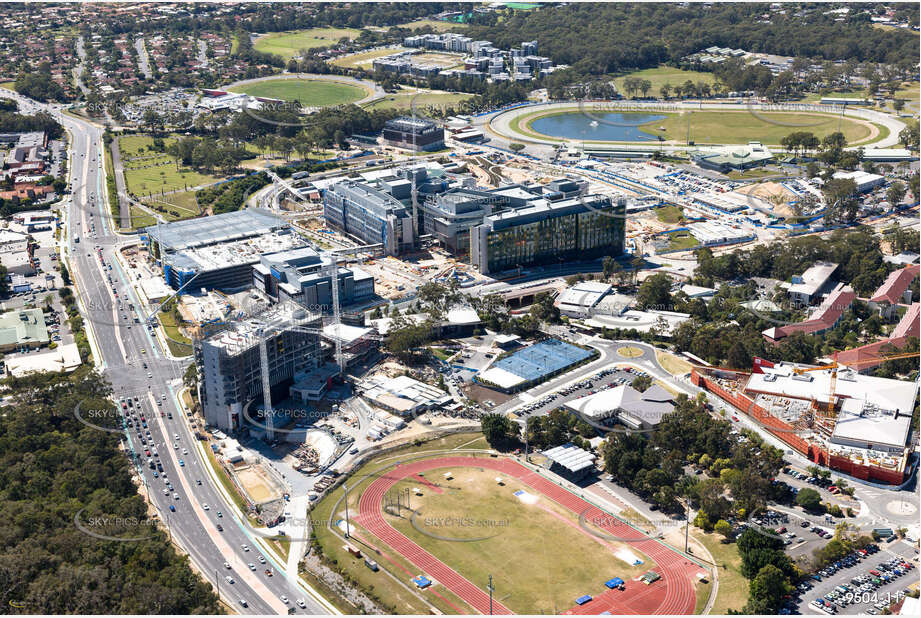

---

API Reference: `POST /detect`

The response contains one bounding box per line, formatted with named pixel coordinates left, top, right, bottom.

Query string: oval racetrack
left=354, top=455, right=701, bottom=615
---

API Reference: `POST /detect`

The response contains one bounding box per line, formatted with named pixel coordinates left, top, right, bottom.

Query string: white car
left=223, top=562, right=231, bottom=569
left=296, top=599, right=306, bottom=609
left=258, top=556, right=266, bottom=564
left=225, top=576, right=234, bottom=584
left=280, top=595, right=288, bottom=604
left=241, top=544, right=249, bottom=552
left=247, top=562, right=256, bottom=571
left=203, top=504, right=210, bottom=511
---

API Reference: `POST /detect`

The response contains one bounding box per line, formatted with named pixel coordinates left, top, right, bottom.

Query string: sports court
left=478, top=338, right=594, bottom=391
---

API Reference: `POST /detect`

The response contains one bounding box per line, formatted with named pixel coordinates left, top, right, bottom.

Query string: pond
left=528, top=111, right=667, bottom=142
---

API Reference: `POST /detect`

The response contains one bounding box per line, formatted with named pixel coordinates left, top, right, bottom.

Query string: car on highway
left=258, top=555, right=266, bottom=564
left=241, top=544, right=249, bottom=551
left=216, top=524, right=223, bottom=532
left=178, top=459, right=184, bottom=467
left=247, top=563, right=256, bottom=571
left=223, top=562, right=231, bottom=569
left=203, top=504, right=209, bottom=510
left=296, top=599, right=306, bottom=609
left=238, top=600, right=247, bottom=608
left=169, top=505, right=175, bottom=512
left=280, top=595, right=288, bottom=604
left=225, top=576, right=234, bottom=584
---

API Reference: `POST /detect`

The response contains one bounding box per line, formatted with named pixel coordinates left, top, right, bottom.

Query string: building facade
left=322, top=180, right=415, bottom=255
left=381, top=117, right=444, bottom=152
left=252, top=247, right=375, bottom=309
left=471, top=195, right=625, bottom=274
left=197, top=303, right=322, bottom=432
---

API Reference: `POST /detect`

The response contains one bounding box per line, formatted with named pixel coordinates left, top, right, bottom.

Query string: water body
left=529, top=112, right=667, bottom=141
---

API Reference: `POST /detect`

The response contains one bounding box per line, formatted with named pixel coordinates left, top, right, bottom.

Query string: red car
left=731, top=415, right=739, bottom=422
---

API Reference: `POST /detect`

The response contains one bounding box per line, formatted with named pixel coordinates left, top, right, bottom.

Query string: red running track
left=354, top=456, right=700, bottom=615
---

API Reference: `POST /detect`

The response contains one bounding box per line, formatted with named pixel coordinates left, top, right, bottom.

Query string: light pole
left=343, top=482, right=350, bottom=538
left=487, top=574, right=494, bottom=615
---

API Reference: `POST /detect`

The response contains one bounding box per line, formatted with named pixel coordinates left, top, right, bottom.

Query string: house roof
left=870, top=265, right=919, bottom=305
left=763, top=286, right=856, bottom=342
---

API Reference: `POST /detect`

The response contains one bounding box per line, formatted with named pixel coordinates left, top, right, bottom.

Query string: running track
left=354, top=456, right=700, bottom=615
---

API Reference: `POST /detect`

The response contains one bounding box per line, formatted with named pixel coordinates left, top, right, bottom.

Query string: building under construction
left=691, top=360, right=917, bottom=484
left=197, top=301, right=323, bottom=432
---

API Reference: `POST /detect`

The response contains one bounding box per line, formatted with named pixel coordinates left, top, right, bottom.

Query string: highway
left=1, top=91, right=335, bottom=616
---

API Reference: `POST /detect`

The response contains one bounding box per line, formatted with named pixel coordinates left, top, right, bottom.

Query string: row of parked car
left=810, top=545, right=915, bottom=614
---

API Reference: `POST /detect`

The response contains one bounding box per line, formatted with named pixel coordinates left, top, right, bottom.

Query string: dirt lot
left=733, top=182, right=798, bottom=217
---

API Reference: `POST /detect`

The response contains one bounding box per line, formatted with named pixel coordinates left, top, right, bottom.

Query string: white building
left=555, top=280, right=612, bottom=318
left=831, top=170, right=885, bottom=193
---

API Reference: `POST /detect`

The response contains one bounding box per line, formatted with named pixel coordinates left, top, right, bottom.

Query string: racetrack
left=486, top=100, right=907, bottom=150
left=355, top=455, right=700, bottom=615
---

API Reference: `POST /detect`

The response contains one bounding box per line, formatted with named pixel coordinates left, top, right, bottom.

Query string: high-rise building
left=471, top=195, right=625, bottom=274
left=197, top=302, right=322, bottom=431
left=322, top=180, right=415, bottom=255
left=381, top=116, right=445, bottom=152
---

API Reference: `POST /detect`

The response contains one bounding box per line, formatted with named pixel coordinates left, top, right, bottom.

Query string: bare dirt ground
left=734, top=182, right=798, bottom=217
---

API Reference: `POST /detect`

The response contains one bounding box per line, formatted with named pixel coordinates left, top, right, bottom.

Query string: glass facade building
left=471, top=196, right=625, bottom=274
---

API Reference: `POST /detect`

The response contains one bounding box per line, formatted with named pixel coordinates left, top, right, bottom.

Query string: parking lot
left=796, top=541, right=918, bottom=615
left=510, top=365, right=652, bottom=419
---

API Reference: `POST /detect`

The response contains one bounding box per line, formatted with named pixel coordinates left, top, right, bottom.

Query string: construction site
left=691, top=355, right=918, bottom=485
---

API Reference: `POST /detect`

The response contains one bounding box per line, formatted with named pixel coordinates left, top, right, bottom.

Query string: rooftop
left=542, top=443, right=595, bottom=473
left=565, top=384, right=675, bottom=427
left=788, top=262, right=838, bottom=298
left=145, top=209, right=291, bottom=252
left=870, top=265, right=919, bottom=305
left=0, top=308, right=49, bottom=346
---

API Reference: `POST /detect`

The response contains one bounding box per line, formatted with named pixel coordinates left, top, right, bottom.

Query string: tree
left=636, top=273, right=672, bottom=310
left=887, top=181, right=906, bottom=206
left=795, top=487, right=823, bottom=512
left=659, top=83, right=672, bottom=100
left=714, top=519, right=733, bottom=541
left=480, top=413, right=520, bottom=450
left=744, top=564, right=791, bottom=614
left=509, top=142, right=525, bottom=152
left=631, top=375, right=652, bottom=392
left=602, top=255, right=618, bottom=280
left=898, top=120, right=919, bottom=152
left=727, top=341, right=751, bottom=370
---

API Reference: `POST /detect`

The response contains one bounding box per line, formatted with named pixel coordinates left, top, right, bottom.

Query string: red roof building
left=763, top=286, right=856, bottom=344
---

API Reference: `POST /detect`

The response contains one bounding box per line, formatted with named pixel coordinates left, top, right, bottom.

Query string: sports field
left=365, top=91, right=474, bottom=112
left=614, top=65, right=716, bottom=97
left=384, top=467, right=650, bottom=614
left=348, top=455, right=700, bottom=615
left=253, top=28, right=361, bottom=59
left=228, top=78, right=369, bottom=106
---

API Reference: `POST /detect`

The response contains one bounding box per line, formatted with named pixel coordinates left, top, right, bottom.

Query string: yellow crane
left=793, top=351, right=919, bottom=421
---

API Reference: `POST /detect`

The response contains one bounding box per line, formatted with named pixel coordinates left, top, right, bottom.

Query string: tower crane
left=792, top=351, right=919, bottom=430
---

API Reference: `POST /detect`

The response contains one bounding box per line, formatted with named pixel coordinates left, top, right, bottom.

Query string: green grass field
left=228, top=78, right=369, bottom=106
left=310, top=433, right=488, bottom=615
left=666, top=231, right=699, bottom=251
left=642, top=110, right=874, bottom=145
left=330, top=47, right=406, bottom=69
left=397, top=19, right=468, bottom=31
left=253, top=28, right=361, bottom=59
left=695, top=532, right=748, bottom=614
left=129, top=204, right=156, bottom=230
left=614, top=65, right=716, bottom=97
left=364, top=91, right=473, bottom=112
left=119, top=134, right=224, bottom=197
left=655, top=205, right=685, bottom=224
left=385, top=467, right=651, bottom=614
left=141, top=189, right=202, bottom=220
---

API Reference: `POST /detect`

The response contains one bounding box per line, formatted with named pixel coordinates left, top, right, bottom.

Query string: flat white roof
left=477, top=366, right=526, bottom=389
left=831, top=408, right=911, bottom=450
left=557, top=281, right=611, bottom=310
left=746, top=363, right=917, bottom=421
left=322, top=323, right=372, bottom=345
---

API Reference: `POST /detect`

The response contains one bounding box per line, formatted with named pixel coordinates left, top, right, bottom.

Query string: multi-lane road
left=1, top=91, right=335, bottom=616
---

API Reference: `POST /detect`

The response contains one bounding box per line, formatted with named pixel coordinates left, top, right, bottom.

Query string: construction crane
left=792, top=351, right=919, bottom=424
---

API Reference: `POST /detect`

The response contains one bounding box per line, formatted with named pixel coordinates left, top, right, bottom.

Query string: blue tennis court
left=491, top=339, right=593, bottom=383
